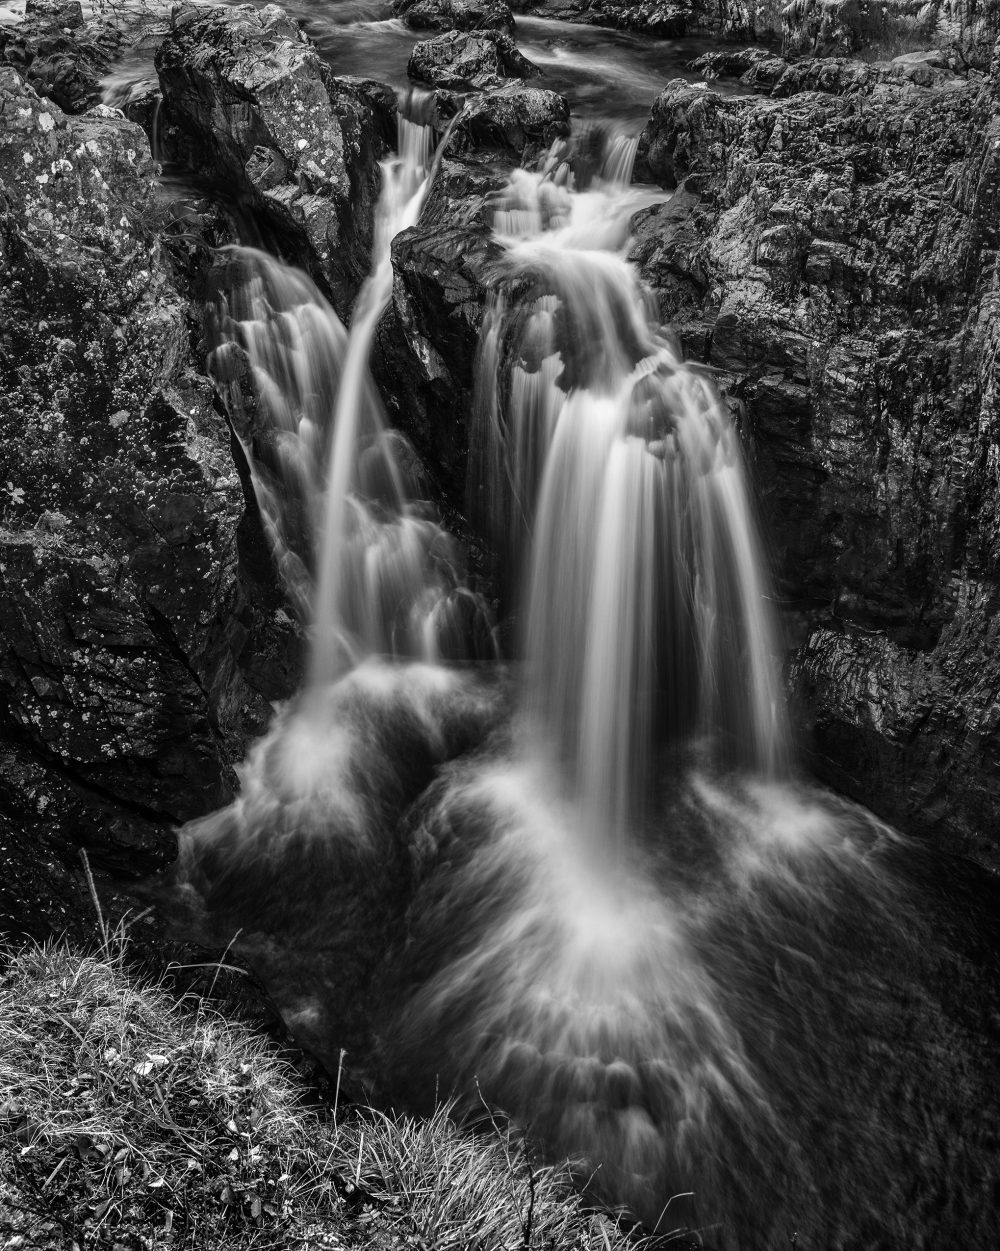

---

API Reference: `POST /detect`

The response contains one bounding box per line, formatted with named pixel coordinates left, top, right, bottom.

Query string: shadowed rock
left=633, top=65, right=1000, bottom=865
left=0, top=67, right=298, bottom=917
left=408, top=28, right=540, bottom=90
left=0, top=0, right=131, bottom=112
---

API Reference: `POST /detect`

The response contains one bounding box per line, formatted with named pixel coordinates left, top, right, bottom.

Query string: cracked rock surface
left=0, top=66, right=297, bottom=926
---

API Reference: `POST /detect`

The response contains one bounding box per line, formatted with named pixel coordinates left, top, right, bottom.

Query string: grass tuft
left=0, top=937, right=638, bottom=1250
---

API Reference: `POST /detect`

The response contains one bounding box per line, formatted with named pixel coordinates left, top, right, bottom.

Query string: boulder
left=442, top=82, right=570, bottom=161
left=408, top=29, right=539, bottom=90
left=0, top=68, right=297, bottom=906
left=155, top=4, right=396, bottom=316
left=392, top=0, right=517, bottom=35
left=632, top=70, right=1000, bottom=865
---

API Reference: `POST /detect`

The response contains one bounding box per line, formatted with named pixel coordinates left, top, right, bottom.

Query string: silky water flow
left=166, top=114, right=1000, bottom=1249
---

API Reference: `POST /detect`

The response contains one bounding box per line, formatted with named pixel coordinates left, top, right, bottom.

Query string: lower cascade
left=168, top=106, right=1000, bottom=1249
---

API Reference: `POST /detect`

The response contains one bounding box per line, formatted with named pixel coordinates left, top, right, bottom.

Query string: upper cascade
left=208, top=96, right=496, bottom=683
left=472, top=136, right=791, bottom=849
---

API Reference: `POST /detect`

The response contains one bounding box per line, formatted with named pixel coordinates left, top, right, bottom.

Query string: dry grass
left=0, top=934, right=640, bottom=1251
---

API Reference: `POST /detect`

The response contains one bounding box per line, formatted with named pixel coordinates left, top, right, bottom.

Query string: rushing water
left=208, top=109, right=496, bottom=673
left=102, top=8, right=1000, bottom=1248
left=97, top=0, right=747, bottom=130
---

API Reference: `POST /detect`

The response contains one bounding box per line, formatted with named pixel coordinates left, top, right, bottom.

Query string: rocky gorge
left=2, top=0, right=1000, bottom=1243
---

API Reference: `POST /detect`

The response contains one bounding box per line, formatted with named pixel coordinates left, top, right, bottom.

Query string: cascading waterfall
left=208, top=99, right=495, bottom=678
left=163, top=121, right=1000, bottom=1251
left=473, top=144, right=788, bottom=849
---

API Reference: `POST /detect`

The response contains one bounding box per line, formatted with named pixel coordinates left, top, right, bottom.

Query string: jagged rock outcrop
left=0, top=0, right=123, bottom=112
left=0, top=67, right=298, bottom=924
left=155, top=4, right=396, bottom=316
left=408, top=29, right=539, bottom=90
left=632, top=65, right=1000, bottom=864
left=393, top=0, right=517, bottom=35
left=376, top=216, right=505, bottom=507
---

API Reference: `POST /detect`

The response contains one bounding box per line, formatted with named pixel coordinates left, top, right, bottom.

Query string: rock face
left=408, top=29, right=539, bottom=90
left=0, top=0, right=120, bottom=112
left=633, top=64, right=1000, bottom=864
left=527, top=0, right=690, bottom=37
left=155, top=4, right=396, bottom=316
left=780, top=0, right=996, bottom=65
left=393, top=0, right=517, bottom=35
left=0, top=67, right=297, bottom=925
left=377, top=218, right=505, bottom=507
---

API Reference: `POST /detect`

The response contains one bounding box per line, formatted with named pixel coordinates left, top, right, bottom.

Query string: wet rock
left=689, top=48, right=790, bottom=94
left=0, top=0, right=120, bottom=112
left=155, top=4, right=396, bottom=315
left=443, top=82, right=570, bottom=161
left=376, top=220, right=505, bottom=506
left=0, top=68, right=294, bottom=889
left=408, top=29, right=539, bottom=90
left=526, top=0, right=689, bottom=37
left=393, top=0, right=517, bottom=36
left=632, top=69, right=1000, bottom=864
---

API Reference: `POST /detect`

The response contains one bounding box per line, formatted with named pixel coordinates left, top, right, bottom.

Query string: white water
left=474, top=145, right=789, bottom=851
left=172, top=127, right=965, bottom=1245
left=209, top=104, right=495, bottom=676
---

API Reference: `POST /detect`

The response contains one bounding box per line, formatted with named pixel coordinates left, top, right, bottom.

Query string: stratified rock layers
left=634, top=64, right=1000, bottom=862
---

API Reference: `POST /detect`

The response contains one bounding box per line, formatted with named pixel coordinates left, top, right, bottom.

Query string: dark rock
left=632, top=70, right=1000, bottom=864
left=393, top=0, right=516, bottom=36
left=0, top=68, right=295, bottom=894
left=408, top=29, right=539, bottom=90
left=0, top=0, right=115, bottom=112
left=155, top=4, right=396, bottom=315
left=443, top=82, right=570, bottom=161
left=526, top=0, right=689, bottom=37
left=689, top=48, right=790, bottom=94
left=376, top=220, right=505, bottom=506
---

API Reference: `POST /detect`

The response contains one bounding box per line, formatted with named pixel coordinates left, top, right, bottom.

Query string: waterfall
left=472, top=142, right=790, bottom=849
left=208, top=99, right=495, bottom=679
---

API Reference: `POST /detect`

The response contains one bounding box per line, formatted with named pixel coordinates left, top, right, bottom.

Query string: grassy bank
left=0, top=938, right=639, bottom=1251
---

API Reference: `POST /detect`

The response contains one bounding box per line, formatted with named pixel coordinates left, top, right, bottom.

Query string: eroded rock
left=633, top=67, right=1000, bottom=863
left=155, top=3, right=396, bottom=314
left=408, top=28, right=539, bottom=90
left=442, top=81, right=570, bottom=161
left=0, top=68, right=296, bottom=896
left=393, top=0, right=517, bottom=35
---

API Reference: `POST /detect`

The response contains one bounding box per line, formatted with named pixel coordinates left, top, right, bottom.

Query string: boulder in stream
left=393, top=0, right=517, bottom=36
left=408, top=28, right=540, bottom=90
